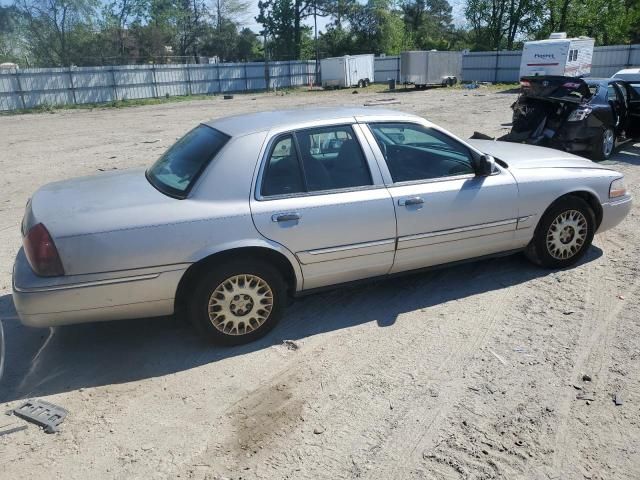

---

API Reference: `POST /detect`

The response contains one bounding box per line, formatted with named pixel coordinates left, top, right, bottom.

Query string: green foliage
left=3, top=0, right=639, bottom=68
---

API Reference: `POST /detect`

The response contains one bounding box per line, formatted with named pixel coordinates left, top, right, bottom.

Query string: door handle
left=272, top=212, right=301, bottom=222
left=398, top=197, right=424, bottom=206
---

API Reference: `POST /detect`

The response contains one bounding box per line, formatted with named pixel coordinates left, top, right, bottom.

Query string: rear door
left=362, top=122, right=520, bottom=274
left=250, top=123, right=396, bottom=290
left=619, top=81, right=640, bottom=138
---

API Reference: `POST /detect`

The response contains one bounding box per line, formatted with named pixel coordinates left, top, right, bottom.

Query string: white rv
left=519, top=33, right=595, bottom=78
left=320, top=54, right=374, bottom=88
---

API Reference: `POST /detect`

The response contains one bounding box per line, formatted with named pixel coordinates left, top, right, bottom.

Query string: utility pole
left=314, top=0, right=319, bottom=86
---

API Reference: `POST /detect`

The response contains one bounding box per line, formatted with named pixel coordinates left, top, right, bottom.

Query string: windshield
left=146, top=125, right=229, bottom=198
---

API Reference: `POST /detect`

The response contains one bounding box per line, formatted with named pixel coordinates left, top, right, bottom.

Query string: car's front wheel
left=525, top=196, right=596, bottom=269
left=188, top=259, right=286, bottom=345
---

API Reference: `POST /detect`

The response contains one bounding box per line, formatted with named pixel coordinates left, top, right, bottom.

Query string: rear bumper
left=12, top=248, right=188, bottom=327
left=598, top=196, right=632, bottom=233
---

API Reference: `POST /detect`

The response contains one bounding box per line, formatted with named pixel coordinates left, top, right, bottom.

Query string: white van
left=519, top=33, right=595, bottom=78
left=613, top=68, right=640, bottom=93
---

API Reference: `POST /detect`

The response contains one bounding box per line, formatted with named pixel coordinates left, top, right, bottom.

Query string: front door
left=250, top=123, right=397, bottom=290
left=363, top=122, right=520, bottom=274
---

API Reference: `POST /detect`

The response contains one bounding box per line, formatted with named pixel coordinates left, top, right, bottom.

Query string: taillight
left=520, top=80, right=531, bottom=88
left=567, top=106, right=592, bottom=122
left=23, top=223, right=65, bottom=277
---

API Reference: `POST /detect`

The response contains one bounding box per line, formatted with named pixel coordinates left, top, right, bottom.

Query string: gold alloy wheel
left=545, top=209, right=588, bottom=260
left=207, top=274, right=274, bottom=335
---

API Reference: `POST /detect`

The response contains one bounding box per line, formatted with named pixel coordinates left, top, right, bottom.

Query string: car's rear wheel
left=188, top=259, right=286, bottom=345
left=591, top=126, right=615, bottom=161
left=525, top=196, right=595, bottom=269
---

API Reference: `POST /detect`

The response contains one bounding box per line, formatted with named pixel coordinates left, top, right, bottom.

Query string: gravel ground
left=0, top=85, right=639, bottom=480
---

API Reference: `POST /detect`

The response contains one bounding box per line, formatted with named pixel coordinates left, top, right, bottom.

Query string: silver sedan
left=12, top=108, right=632, bottom=344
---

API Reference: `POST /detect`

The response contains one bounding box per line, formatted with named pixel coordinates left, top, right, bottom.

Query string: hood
left=468, top=140, right=604, bottom=169
left=27, top=168, right=178, bottom=238
left=519, top=75, right=591, bottom=104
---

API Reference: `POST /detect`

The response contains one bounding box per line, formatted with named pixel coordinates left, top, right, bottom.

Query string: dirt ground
left=0, top=85, right=639, bottom=480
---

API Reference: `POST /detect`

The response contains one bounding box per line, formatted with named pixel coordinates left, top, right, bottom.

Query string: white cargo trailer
left=320, top=54, right=374, bottom=88
left=519, top=33, right=595, bottom=78
left=400, top=51, right=462, bottom=89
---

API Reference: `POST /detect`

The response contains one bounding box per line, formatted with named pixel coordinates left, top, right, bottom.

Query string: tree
left=0, top=6, right=27, bottom=64
left=257, top=0, right=319, bottom=59
left=347, top=0, right=408, bottom=55
left=464, top=0, right=542, bottom=50
left=15, top=0, right=99, bottom=66
left=402, top=0, right=455, bottom=49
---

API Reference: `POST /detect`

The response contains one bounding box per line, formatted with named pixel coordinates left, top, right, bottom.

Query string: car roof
left=203, top=107, right=423, bottom=137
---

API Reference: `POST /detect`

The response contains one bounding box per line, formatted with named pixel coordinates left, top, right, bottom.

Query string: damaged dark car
left=497, top=76, right=640, bottom=160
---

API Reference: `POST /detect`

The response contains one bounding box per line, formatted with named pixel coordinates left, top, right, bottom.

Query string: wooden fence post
left=14, top=68, right=26, bottom=109
left=151, top=64, right=159, bottom=98
left=110, top=66, right=118, bottom=101
left=186, top=63, right=192, bottom=96
left=68, top=66, right=77, bottom=104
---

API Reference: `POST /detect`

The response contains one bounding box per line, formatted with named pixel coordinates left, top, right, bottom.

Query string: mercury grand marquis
left=12, top=108, right=632, bottom=344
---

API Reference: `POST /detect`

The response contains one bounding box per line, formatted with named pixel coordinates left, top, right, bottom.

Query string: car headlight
left=609, top=177, right=627, bottom=198
left=567, top=107, right=592, bottom=122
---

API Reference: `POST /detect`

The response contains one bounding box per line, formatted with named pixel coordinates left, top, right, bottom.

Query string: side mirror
left=477, top=155, right=496, bottom=176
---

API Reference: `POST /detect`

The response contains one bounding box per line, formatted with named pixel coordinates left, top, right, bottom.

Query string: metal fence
left=0, top=60, right=316, bottom=111
left=1, top=44, right=639, bottom=111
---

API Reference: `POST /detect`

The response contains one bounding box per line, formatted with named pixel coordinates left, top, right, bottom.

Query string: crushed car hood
left=468, top=140, right=603, bottom=169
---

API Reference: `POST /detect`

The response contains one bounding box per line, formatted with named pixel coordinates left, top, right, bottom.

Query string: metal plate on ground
left=12, top=399, right=68, bottom=433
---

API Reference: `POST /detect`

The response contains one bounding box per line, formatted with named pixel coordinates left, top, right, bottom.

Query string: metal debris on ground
left=0, top=425, right=27, bottom=437
left=282, top=339, right=300, bottom=351
left=223, top=95, right=233, bottom=100
left=614, top=393, right=623, bottom=406
left=364, top=101, right=401, bottom=106
left=12, top=399, right=68, bottom=433
left=576, top=392, right=595, bottom=401
left=489, top=349, right=507, bottom=365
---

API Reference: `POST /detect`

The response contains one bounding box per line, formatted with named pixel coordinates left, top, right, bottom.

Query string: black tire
left=590, top=126, right=615, bottom=161
left=364, top=78, right=370, bottom=87
left=357, top=79, right=365, bottom=88
left=525, top=196, right=596, bottom=269
left=188, top=259, right=287, bottom=346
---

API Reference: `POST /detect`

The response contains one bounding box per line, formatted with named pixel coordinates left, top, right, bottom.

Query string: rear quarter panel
left=55, top=131, right=270, bottom=276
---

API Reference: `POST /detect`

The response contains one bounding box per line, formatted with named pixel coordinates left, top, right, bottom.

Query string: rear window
left=146, top=125, right=229, bottom=198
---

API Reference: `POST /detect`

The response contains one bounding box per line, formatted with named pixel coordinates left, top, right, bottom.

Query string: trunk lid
left=519, top=75, right=592, bottom=104
left=25, top=169, right=178, bottom=238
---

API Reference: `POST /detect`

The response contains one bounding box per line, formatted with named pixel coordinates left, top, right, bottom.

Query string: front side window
left=147, top=125, right=229, bottom=198
left=369, top=123, right=475, bottom=183
left=261, top=125, right=372, bottom=197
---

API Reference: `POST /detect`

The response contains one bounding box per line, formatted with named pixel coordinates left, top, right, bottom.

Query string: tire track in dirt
left=550, top=231, right=640, bottom=477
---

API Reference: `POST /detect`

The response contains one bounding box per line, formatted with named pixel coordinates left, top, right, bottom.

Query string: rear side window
left=261, top=135, right=305, bottom=196
left=369, top=123, right=474, bottom=183
left=261, top=125, right=372, bottom=197
left=147, top=125, right=229, bottom=198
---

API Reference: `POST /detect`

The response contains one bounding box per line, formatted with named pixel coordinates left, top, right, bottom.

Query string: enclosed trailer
left=320, top=54, right=375, bottom=88
left=519, top=33, right=595, bottom=78
left=400, top=51, right=462, bottom=88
